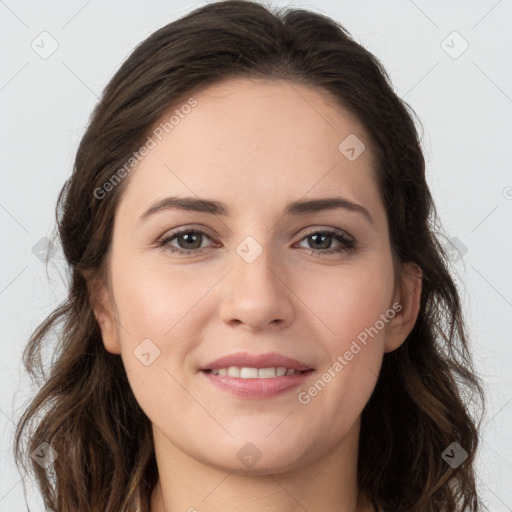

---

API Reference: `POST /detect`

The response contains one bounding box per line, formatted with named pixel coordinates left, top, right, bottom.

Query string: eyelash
left=157, top=226, right=356, bottom=257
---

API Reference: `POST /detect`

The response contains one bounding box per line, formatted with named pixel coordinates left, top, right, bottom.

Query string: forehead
left=118, top=77, right=382, bottom=221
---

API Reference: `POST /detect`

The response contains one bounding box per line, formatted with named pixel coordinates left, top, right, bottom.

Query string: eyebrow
left=140, top=195, right=374, bottom=225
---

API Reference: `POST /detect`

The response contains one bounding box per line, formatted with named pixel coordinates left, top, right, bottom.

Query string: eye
left=157, top=226, right=356, bottom=256
left=158, top=227, right=217, bottom=255
left=295, top=228, right=355, bottom=256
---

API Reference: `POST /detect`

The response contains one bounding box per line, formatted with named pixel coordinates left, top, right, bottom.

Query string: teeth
left=276, top=367, right=287, bottom=377
left=240, top=367, right=258, bottom=378
left=227, top=366, right=240, bottom=377
left=258, top=367, right=277, bottom=378
left=209, top=366, right=301, bottom=378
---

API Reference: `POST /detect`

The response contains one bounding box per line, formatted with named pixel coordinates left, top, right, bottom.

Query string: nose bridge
left=218, top=233, right=295, bottom=330
left=235, top=235, right=278, bottom=287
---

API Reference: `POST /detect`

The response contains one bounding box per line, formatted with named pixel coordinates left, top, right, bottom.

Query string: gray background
left=1, top=0, right=511, bottom=509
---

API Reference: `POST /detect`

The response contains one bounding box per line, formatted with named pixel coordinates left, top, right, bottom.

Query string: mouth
left=199, top=352, right=315, bottom=399
left=202, top=366, right=312, bottom=378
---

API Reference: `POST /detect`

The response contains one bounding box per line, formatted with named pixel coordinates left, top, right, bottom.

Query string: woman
left=14, top=1, right=485, bottom=511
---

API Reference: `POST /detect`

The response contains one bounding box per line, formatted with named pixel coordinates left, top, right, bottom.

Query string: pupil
left=180, top=232, right=201, bottom=249
left=311, top=234, right=330, bottom=249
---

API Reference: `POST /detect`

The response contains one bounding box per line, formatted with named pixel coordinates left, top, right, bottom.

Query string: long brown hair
left=14, top=1, right=485, bottom=510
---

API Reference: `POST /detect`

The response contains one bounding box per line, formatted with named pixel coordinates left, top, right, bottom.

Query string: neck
left=149, top=420, right=372, bottom=512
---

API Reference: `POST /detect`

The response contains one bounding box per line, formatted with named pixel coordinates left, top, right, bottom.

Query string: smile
left=200, top=367, right=314, bottom=399
left=205, top=366, right=306, bottom=378
left=199, top=351, right=315, bottom=398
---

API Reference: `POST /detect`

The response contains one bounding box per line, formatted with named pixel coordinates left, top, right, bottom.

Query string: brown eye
left=159, top=228, right=215, bottom=255
left=297, top=229, right=355, bottom=255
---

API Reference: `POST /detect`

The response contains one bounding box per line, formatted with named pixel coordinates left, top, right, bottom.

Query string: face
left=92, top=77, right=421, bottom=475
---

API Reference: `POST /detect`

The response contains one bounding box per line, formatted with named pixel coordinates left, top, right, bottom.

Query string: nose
left=218, top=245, right=295, bottom=332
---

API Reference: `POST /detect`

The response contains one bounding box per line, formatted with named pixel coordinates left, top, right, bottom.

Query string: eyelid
left=157, top=223, right=357, bottom=258
left=297, top=225, right=354, bottom=242
left=158, top=224, right=217, bottom=241
left=158, top=224, right=354, bottom=245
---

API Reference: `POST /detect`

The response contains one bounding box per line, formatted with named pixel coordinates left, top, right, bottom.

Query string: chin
left=198, top=432, right=317, bottom=474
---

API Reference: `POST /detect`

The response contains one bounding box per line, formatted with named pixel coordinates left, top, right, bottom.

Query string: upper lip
left=202, top=352, right=313, bottom=372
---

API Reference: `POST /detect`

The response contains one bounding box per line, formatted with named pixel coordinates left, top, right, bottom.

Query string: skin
left=88, top=77, right=422, bottom=512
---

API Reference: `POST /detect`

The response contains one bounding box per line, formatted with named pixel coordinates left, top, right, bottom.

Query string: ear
left=384, top=262, right=423, bottom=353
left=83, top=270, right=121, bottom=354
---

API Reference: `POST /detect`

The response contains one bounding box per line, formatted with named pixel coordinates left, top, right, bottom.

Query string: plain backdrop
left=1, top=0, right=511, bottom=510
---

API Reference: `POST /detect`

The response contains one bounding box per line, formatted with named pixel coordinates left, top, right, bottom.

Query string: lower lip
left=200, top=370, right=314, bottom=399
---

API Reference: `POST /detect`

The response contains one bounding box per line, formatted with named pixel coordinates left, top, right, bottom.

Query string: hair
left=14, top=1, right=485, bottom=511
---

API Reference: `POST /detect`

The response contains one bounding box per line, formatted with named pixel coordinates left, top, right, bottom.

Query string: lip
left=201, top=370, right=314, bottom=399
left=202, top=352, right=313, bottom=372
left=199, top=351, right=315, bottom=399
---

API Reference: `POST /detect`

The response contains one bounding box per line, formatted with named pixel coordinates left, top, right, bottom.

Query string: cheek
left=295, top=258, right=394, bottom=413
left=110, top=262, right=198, bottom=424
left=104, top=266, right=181, bottom=407
left=304, top=256, right=395, bottom=350
left=111, top=257, right=204, bottom=341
